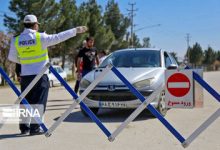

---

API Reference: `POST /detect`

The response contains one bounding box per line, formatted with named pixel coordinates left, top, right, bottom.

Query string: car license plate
left=99, top=101, right=127, bottom=108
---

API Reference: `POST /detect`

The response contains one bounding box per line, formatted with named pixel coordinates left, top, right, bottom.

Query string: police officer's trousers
left=19, top=74, right=49, bottom=132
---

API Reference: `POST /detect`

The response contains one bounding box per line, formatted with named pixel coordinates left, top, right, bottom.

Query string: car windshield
left=49, top=66, right=63, bottom=74
left=55, top=67, right=64, bottom=73
left=100, top=50, right=161, bottom=68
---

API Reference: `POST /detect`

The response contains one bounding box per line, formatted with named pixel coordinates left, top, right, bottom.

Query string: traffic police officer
left=8, top=14, right=87, bottom=135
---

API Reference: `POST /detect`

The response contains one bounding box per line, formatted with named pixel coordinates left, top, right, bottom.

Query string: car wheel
left=157, top=90, right=168, bottom=116
left=49, top=80, right=53, bottom=88
left=80, top=106, right=99, bottom=117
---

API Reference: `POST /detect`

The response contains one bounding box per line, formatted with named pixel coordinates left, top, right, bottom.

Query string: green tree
left=53, top=0, right=88, bottom=68
left=103, top=0, right=130, bottom=50
left=94, top=26, right=115, bottom=50
left=189, top=42, right=203, bottom=67
left=0, top=32, right=11, bottom=85
left=142, top=37, right=151, bottom=48
left=216, top=51, right=220, bottom=61
left=132, top=33, right=141, bottom=48
left=4, top=0, right=59, bottom=34
left=185, top=47, right=191, bottom=63
left=4, top=0, right=88, bottom=69
left=82, top=0, right=116, bottom=51
left=82, top=0, right=102, bottom=37
left=203, top=46, right=216, bottom=65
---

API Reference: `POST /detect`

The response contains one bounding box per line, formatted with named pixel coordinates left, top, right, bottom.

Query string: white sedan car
left=79, top=48, right=178, bottom=116
left=48, top=65, right=67, bottom=87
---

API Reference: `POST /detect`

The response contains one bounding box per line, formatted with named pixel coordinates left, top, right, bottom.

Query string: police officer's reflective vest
left=15, top=32, right=49, bottom=64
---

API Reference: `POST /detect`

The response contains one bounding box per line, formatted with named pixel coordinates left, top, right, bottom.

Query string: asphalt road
left=0, top=71, right=219, bottom=150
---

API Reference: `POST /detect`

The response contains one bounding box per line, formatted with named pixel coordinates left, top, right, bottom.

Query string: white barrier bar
left=45, top=65, right=113, bottom=136
left=15, top=63, right=50, bottom=104
left=182, top=108, right=220, bottom=148
left=109, top=84, right=164, bottom=141
left=45, top=100, right=79, bottom=137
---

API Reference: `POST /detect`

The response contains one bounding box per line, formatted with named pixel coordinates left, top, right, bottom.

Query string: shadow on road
left=54, top=109, right=155, bottom=123
left=47, top=99, right=73, bottom=103
left=46, top=99, right=74, bottom=111
left=0, top=133, right=30, bottom=140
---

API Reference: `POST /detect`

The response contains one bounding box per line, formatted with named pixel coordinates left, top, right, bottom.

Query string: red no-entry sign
left=167, top=73, right=190, bottom=97
left=165, top=70, right=194, bottom=109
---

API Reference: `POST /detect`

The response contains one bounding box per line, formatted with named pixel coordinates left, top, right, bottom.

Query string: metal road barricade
left=0, top=66, right=48, bottom=131
left=108, top=66, right=185, bottom=143
left=93, top=66, right=219, bottom=148
left=111, top=67, right=219, bottom=148
left=181, top=71, right=220, bottom=147
left=45, top=63, right=113, bottom=137
left=0, top=63, right=113, bottom=137
left=114, top=67, right=219, bottom=148
left=45, top=64, right=164, bottom=139
left=1, top=63, right=218, bottom=148
left=47, top=64, right=186, bottom=143
left=0, top=63, right=113, bottom=138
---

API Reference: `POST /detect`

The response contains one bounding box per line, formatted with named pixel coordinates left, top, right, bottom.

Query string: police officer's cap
left=23, top=15, right=40, bottom=24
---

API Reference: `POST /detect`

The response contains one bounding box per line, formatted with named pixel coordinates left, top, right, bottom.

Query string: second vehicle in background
left=48, top=65, right=67, bottom=87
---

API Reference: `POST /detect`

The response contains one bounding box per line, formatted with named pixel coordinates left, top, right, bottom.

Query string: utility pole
left=185, top=33, right=191, bottom=63
left=127, top=3, right=137, bottom=48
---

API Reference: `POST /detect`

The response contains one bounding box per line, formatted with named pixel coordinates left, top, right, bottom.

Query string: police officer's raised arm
left=41, top=26, right=87, bottom=48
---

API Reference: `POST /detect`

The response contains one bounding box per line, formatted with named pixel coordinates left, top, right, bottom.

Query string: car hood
left=84, top=67, right=164, bottom=85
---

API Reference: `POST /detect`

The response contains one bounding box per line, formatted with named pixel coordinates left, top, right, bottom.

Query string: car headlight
left=80, top=78, right=91, bottom=88
left=133, top=78, right=155, bottom=88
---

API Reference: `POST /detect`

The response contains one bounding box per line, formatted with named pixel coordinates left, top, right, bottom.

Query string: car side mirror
left=167, top=64, right=178, bottom=70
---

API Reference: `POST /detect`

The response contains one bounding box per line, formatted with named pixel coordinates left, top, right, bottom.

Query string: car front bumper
left=79, top=89, right=160, bottom=109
